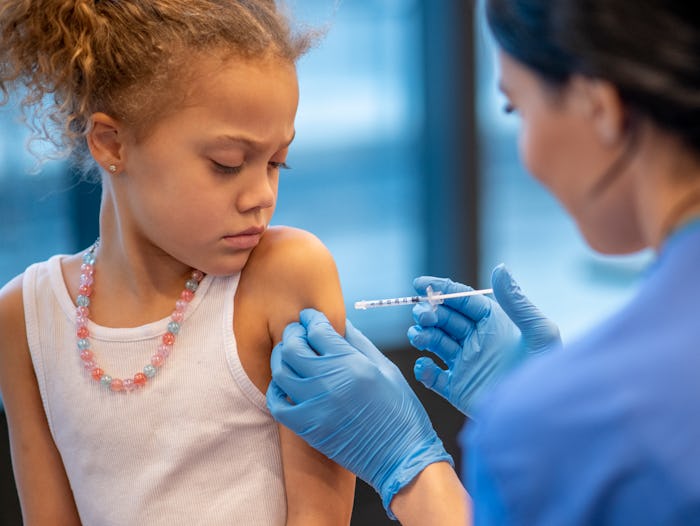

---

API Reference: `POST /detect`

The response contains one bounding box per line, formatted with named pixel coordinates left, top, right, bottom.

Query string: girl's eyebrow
left=213, top=130, right=296, bottom=150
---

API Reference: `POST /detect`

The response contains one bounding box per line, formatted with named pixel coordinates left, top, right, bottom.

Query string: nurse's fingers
left=345, top=320, right=388, bottom=366
left=274, top=323, right=341, bottom=381
left=269, top=347, right=332, bottom=404
left=299, top=308, right=349, bottom=357
left=407, top=325, right=461, bottom=367
left=266, top=380, right=314, bottom=428
left=414, top=357, right=450, bottom=399
left=413, top=275, right=493, bottom=323
left=267, top=379, right=293, bottom=409
left=412, top=301, right=476, bottom=343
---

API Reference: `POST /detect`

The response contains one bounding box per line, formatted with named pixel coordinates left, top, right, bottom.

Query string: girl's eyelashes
left=210, top=160, right=291, bottom=175
left=269, top=161, right=291, bottom=171
left=503, top=102, right=516, bottom=114
left=211, top=160, right=243, bottom=175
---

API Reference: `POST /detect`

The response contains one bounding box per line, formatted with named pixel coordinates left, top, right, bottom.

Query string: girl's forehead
left=135, top=53, right=298, bottom=144
left=179, top=51, right=297, bottom=97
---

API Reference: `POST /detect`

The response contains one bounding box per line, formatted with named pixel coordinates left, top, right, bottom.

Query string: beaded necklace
left=75, top=239, right=205, bottom=392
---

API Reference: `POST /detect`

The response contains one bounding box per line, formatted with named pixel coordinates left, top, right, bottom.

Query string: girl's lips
left=222, top=233, right=262, bottom=250
left=223, top=227, right=265, bottom=250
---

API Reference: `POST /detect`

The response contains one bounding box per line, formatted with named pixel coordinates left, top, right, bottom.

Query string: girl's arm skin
left=236, top=226, right=355, bottom=525
left=0, top=276, right=82, bottom=525
left=390, top=461, right=472, bottom=526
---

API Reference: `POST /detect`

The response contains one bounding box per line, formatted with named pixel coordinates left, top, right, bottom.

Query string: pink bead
left=171, top=310, right=184, bottom=323
left=180, top=289, right=194, bottom=302
left=162, top=332, right=175, bottom=346
left=151, top=353, right=165, bottom=367
left=175, top=299, right=188, bottom=312
left=80, top=274, right=94, bottom=286
left=80, top=349, right=94, bottom=361
left=123, top=379, right=135, bottom=392
left=80, top=263, right=94, bottom=275
left=83, top=360, right=96, bottom=370
left=191, top=270, right=204, bottom=281
left=77, top=326, right=89, bottom=339
left=78, top=284, right=92, bottom=297
left=77, top=306, right=90, bottom=318
left=133, top=373, right=147, bottom=386
left=76, top=316, right=88, bottom=327
left=91, top=368, right=104, bottom=381
left=110, top=379, right=124, bottom=392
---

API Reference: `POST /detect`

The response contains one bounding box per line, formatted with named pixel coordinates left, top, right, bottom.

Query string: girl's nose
left=237, top=167, right=276, bottom=212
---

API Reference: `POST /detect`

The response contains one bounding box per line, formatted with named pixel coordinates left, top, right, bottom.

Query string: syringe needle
left=354, top=288, right=493, bottom=310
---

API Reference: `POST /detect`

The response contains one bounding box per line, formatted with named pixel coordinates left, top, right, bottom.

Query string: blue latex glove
left=266, top=308, right=453, bottom=518
left=407, top=264, right=562, bottom=417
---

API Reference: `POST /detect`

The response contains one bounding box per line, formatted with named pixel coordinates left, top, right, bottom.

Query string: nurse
left=267, top=1, right=700, bottom=524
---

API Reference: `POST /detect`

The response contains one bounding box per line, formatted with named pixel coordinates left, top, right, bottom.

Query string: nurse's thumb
left=414, top=357, right=449, bottom=400
left=491, top=264, right=560, bottom=354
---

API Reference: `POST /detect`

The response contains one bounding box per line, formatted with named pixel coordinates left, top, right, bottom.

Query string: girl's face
left=116, top=53, right=299, bottom=276
left=497, top=51, right=644, bottom=254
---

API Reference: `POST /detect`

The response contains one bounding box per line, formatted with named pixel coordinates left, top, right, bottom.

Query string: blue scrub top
left=464, top=219, right=700, bottom=526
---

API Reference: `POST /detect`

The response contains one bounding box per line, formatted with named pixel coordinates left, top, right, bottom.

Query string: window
left=0, top=99, right=74, bottom=290
left=275, top=0, right=429, bottom=347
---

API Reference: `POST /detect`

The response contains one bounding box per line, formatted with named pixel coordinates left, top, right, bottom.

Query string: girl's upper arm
left=0, top=275, right=81, bottom=525
left=257, top=227, right=355, bottom=525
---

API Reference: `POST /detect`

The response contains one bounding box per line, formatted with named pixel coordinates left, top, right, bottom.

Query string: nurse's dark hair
left=486, top=0, right=700, bottom=154
left=0, top=0, right=315, bottom=171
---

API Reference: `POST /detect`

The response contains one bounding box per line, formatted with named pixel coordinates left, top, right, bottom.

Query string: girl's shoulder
left=0, top=272, right=30, bottom=401
left=0, top=252, right=81, bottom=380
left=0, top=254, right=82, bottom=316
left=242, top=225, right=338, bottom=295
left=241, top=226, right=337, bottom=302
left=0, top=272, right=26, bottom=338
left=237, top=224, right=344, bottom=337
left=244, top=226, right=335, bottom=279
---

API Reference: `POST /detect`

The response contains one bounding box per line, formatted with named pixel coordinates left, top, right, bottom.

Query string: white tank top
left=22, top=255, right=286, bottom=525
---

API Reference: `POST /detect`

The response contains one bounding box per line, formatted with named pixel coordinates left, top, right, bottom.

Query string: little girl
left=0, top=1, right=355, bottom=524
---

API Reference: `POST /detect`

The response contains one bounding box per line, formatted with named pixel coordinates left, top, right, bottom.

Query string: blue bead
left=167, top=321, right=181, bottom=334
left=77, top=338, right=90, bottom=350
left=144, top=365, right=156, bottom=378
left=82, top=252, right=96, bottom=265
left=185, top=279, right=199, bottom=292
left=100, top=375, right=112, bottom=387
left=77, top=295, right=90, bottom=307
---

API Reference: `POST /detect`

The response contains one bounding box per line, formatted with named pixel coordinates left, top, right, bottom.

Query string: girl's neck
left=94, top=188, right=197, bottom=327
left=79, top=241, right=195, bottom=328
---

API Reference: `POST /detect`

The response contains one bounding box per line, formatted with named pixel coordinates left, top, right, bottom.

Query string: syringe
left=354, top=286, right=494, bottom=310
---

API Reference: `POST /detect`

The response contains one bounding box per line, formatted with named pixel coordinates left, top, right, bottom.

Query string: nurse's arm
left=390, top=461, right=472, bottom=525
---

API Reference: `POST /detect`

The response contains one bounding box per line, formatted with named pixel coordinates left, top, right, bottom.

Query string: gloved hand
left=407, top=264, right=561, bottom=417
left=267, top=308, right=453, bottom=518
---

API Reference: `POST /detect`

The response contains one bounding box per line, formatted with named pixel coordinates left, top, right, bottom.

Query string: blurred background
left=0, top=1, right=651, bottom=524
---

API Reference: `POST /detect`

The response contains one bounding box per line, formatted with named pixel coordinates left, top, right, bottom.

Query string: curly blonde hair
left=0, top=0, right=314, bottom=172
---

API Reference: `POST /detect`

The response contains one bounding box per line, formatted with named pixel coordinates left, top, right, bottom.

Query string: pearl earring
left=108, top=164, right=117, bottom=173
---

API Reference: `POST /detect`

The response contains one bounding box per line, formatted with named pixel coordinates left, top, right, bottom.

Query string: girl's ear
left=568, top=76, right=627, bottom=147
left=87, top=112, right=126, bottom=174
